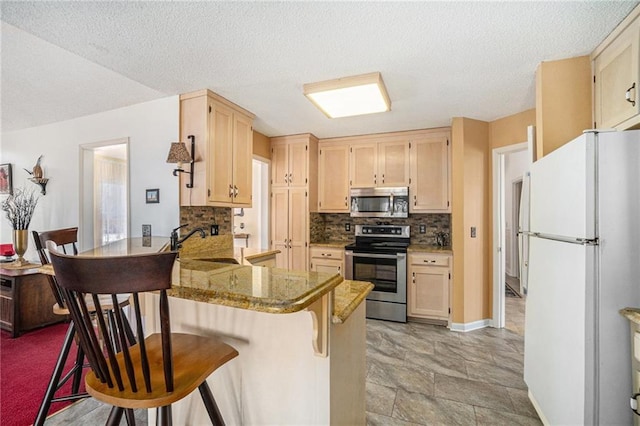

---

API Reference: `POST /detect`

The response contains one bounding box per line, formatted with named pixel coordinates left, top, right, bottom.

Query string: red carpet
left=1, top=322, right=86, bottom=426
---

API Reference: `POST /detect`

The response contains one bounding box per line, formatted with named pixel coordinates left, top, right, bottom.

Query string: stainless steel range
left=344, top=224, right=409, bottom=323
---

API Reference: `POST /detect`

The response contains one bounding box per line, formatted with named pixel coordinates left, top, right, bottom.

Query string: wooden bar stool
left=48, top=244, right=238, bottom=426
left=32, top=228, right=87, bottom=425
left=32, top=228, right=135, bottom=425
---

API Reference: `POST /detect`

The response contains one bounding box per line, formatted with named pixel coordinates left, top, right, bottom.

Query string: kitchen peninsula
left=47, top=236, right=373, bottom=425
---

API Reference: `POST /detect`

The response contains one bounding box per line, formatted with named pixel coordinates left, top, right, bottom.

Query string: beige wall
left=536, top=56, right=592, bottom=158
left=451, top=117, right=491, bottom=324
left=452, top=109, right=535, bottom=325
left=490, top=109, right=535, bottom=149
left=253, top=130, right=271, bottom=159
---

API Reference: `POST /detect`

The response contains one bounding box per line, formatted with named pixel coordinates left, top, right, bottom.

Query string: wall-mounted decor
left=166, top=135, right=195, bottom=188
left=146, top=188, right=160, bottom=204
left=0, top=164, right=13, bottom=195
left=24, top=155, right=49, bottom=195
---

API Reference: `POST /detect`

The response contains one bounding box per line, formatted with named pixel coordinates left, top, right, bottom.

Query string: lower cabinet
left=309, top=247, right=344, bottom=277
left=408, top=253, right=451, bottom=322
left=0, top=269, right=63, bottom=337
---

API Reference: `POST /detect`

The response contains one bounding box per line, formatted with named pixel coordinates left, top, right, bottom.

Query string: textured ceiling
left=1, top=1, right=638, bottom=138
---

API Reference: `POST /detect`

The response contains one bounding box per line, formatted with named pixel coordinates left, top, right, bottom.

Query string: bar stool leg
left=198, top=381, right=225, bottom=426
left=34, top=322, right=77, bottom=426
left=70, top=345, right=85, bottom=394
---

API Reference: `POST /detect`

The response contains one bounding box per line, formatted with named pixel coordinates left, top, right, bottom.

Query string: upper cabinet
left=318, top=143, right=350, bottom=212
left=409, top=129, right=451, bottom=213
left=271, top=137, right=310, bottom=187
left=318, top=128, right=451, bottom=214
left=179, top=89, right=255, bottom=207
left=349, top=140, right=410, bottom=188
left=592, top=5, right=640, bottom=130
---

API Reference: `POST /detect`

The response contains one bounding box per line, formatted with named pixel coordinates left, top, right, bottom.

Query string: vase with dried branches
left=2, top=187, right=39, bottom=266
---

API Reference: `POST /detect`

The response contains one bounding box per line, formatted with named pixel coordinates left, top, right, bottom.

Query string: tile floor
left=365, top=295, right=539, bottom=425
left=46, top=295, right=537, bottom=425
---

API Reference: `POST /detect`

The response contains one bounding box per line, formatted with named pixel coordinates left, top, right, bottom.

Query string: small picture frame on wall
left=0, top=164, right=13, bottom=195
left=146, top=188, right=159, bottom=204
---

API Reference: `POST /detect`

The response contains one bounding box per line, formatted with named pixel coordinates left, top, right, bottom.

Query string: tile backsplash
left=310, top=213, right=451, bottom=246
left=180, top=207, right=450, bottom=246
left=180, top=207, right=232, bottom=235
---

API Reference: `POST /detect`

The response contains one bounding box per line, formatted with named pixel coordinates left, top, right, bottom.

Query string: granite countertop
left=332, top=280, right=374, bottom=324
left=408, top=245, right=453, bottom=254
left=235, top=247, right=280, bottom=262
left=620, top=307, right=640, bottom=324
left=39, top=236, right=371, bottom=321
left=80, top=237, right=171, bottom=256
left=310, top=241, right=349, bottom=249
left=172, top=259, right=344, bottom=314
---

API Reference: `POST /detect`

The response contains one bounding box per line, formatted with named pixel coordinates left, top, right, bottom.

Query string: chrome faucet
left=170, top=224, right=206, bottom=251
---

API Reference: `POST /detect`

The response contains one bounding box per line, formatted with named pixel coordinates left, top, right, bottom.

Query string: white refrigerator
left=523, top=129, right=640, bottom=425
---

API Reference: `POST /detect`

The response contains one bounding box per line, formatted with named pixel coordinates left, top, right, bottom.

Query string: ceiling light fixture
left=303, top=72, right=391, bottom=118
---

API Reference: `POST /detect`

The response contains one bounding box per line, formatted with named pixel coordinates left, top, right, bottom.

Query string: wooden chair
left=48, top=245, right=238, bottom=426
left=32, top=228, right=135, bottom=425
left=32, top=228, right=88, bottom=425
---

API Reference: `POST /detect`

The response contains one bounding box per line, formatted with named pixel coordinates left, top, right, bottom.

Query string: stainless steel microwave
left=349, top=187, right=409, bottom=218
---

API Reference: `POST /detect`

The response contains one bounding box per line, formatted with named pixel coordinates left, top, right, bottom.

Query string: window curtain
left=93, top=155, right=127, bottom=247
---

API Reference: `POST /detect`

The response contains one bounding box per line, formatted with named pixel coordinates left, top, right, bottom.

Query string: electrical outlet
left=419, top=224, right=426, bottom=234
left=345, top=223, right=351, bottom=232
left=210, top=224, right=219, bottom=236
left=471, top=226, right=477, bottom=238
left=142, top=224, right=151, bottom=237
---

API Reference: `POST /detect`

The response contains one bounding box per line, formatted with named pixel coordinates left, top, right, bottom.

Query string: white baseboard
left=528, top=391, right=550, bottom=426
left=449, top=319, right=491, bottom=332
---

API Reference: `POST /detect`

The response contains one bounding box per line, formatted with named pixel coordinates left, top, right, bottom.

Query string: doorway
left=492, top=127, right=535, bottom=329
left=79, top=139, right=129, bottom=251
left=233, top=157, right=270, bottom=249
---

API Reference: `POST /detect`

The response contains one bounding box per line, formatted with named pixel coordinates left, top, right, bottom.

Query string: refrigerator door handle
left=523, top=231, right=599, bottom=246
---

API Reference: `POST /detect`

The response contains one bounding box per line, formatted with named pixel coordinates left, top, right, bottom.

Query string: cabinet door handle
left=626, top=82, right=636, bottom=107
left=382, top=174, right=385, bottom=184
left=229, top=185, right=234, bottom=198
left=289, top=173, right=293, bottom=183
left=234, top=185, right=238, bottom=197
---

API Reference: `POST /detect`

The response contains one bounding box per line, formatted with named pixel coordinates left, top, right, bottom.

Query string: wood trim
left=180, top=89, right=255, bottom=119
left=591, top=4, right=640, bottom=59
left=319, top=127, right=451, bottom=145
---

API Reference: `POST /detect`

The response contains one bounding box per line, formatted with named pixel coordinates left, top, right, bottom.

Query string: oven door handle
left=349, top=252, right=401, bottom=260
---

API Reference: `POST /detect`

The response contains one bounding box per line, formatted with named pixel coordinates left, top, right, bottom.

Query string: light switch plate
left=419, top=224, right=426, bottom=234
left=471, top=227, right=477, bottom=238
left=345, top=223, right=351, bottom=232
left=210, top=224, right=219, bottom=236
left=142, top=224, right=151, bottom=237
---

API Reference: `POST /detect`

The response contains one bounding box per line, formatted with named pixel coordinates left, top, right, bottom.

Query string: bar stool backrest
left=48, top=246, right=178, bottom=395
left=32, top=227, right=79, bottom=309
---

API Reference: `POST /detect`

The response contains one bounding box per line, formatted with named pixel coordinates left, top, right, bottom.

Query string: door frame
left=78, top=138, right=130, bottom=251
left=491, top=141, right=529, bottom=328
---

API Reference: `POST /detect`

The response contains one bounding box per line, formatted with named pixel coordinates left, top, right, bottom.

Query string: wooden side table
left=0, top=266, right=64, bottom=337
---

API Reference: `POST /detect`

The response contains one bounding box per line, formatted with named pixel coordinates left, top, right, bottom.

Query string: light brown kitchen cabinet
left=592, top=5, right=640, bottom=130
left=410, top=130, right=451, bottom=212
left=378, top=141, right=410, bottom=187
left=270, top=134, right=318, bottom=271
left=408, top=253, right=451, bottom=323
left=318, top=128, right=450, bottom=212
left=349, top=140, right=409, bottom=188
left=179, top=89, right=255, bottom=207
left=318, top=143, right=350, bottom=212
left=271, top=137, right=309, bottom=188
left=271, top=187, right=308, bottom=270
left=309, top=246, right=344, bottom=276
left=349, top=143, right=377, bottom=187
